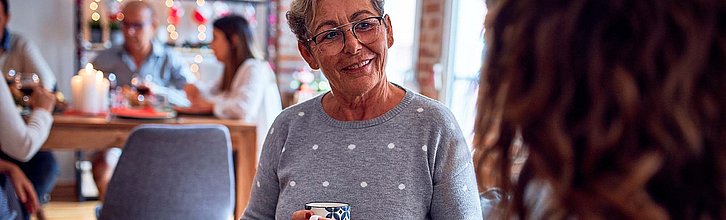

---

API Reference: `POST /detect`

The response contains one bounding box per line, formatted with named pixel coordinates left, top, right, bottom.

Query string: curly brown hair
left=474, top=0, right=726, bottom=219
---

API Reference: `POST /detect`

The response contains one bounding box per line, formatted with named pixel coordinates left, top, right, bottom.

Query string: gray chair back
left=99, top=124, right=234, bottom=220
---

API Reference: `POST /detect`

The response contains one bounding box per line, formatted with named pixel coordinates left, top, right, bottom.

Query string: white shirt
left=196, top=59, right=282, bottom=152
left=0, top=80, right=53, bottom=162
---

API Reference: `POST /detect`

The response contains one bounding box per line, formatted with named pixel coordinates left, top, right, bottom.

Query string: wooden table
left=42, top=114, right=257, bottom=219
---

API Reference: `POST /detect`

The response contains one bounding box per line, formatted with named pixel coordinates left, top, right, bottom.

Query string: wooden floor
left=31, top=201, right=99, bottom=220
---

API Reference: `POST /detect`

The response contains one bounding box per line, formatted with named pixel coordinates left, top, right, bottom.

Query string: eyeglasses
left=306, top=16, right=386, bottom=55
left=121, top=21, right=150, bottom=30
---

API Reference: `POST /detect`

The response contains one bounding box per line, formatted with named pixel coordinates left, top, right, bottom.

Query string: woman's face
left=299, top=0, right=394, bottom=96
left=210, top=29, right=230, bottom=62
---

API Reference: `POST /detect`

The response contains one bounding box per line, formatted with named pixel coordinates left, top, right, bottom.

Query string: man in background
left=92, top=1, right=194, bottom=106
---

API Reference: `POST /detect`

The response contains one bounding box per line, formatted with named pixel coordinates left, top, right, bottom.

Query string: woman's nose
left=341, top=29, right=362, bottom=54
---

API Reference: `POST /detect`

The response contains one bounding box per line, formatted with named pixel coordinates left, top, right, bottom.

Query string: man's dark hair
left=0, top=0, right=7, bottom=16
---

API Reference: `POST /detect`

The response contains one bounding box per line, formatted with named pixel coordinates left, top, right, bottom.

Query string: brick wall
left=416, top=0, right=446, bottom=100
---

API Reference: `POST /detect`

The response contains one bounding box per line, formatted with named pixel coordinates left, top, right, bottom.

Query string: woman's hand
left=29, top=86, right=56, bottom=112
left=291, top=210, right=333, bottom=220
left=183, top=84, right=202, bottom=103
left=0, top=160, right=39, bottom=213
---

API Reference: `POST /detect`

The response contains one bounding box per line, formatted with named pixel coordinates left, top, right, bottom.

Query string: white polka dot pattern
left=257, top=181, right=260, bottom=187
left=417, top=108, right=424, bottom=113
left=398, top=184, right=406, bottom=190
left=422, top=145, right=427, bottom=151
left=348, top=144, right=356, bottom=150
left=270, top=128, right=274, bottom=134
left=298, top=112, right=305, bottom=116
left=360, top=182, right=368, bottom=188
left=387, top=143, right=395, bottom=149
left=290, top=181, right=296, bottom=186
left=322, top=181, right=329, bottom=187
left=312, top=144, right=319, bottom=150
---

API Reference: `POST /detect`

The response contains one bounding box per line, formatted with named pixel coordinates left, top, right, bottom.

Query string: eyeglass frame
left=304, top=15, right=388, bottom=49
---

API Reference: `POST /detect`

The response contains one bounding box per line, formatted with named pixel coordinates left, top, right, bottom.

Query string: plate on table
left=111, top=107, right=176, bottom=120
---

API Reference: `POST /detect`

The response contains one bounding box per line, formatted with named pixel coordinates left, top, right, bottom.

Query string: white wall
left=8, top=0, right=77, bottom=183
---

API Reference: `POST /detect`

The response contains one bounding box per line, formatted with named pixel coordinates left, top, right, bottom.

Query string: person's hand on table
left=177, top=84, right=214, bottom=114
left=292, top=210, right=333, bottom=220
left=29, top=85, right=56, bottom=112
left=0, top=160, right=40, bottom=214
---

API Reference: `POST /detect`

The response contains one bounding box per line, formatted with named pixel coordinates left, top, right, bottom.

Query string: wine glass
left=131, top=74, right=152, bottom=105
left=14, top=72, right=40, bottom=115
left=4, top=69, right=16, bottom=85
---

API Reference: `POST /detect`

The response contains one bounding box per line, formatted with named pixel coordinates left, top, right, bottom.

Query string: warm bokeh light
left=89, top=2, right=98, bottom=10
left=170, top=31, right=179, bottom=40
left=198, top=32, right=206, bottom=41
left=194, top=55, right=204, bottom=63
left=117, top=13, right=125, bottom=21
left=190, top=63, right=200, bottom=73
left=165, top=0, right=174, bottom=8
left=167, top=24, right=176, bottom=32
left=91, top=12, right=101, bottom=21
left=196, top=0, right=205, bottom=7
left=197, top=25, right=207, bottom=33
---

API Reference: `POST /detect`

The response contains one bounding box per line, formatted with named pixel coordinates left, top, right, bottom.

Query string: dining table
left=41, top=113, right=257, bottom=219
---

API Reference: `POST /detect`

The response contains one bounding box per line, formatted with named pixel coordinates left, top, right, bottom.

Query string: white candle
left=71, top=75, right=82, bottom=111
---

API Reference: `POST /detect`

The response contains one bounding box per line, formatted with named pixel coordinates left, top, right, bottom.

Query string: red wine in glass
left=136, top=85, right=151, bottom=95
left=19, top=86, right=34, bottom=96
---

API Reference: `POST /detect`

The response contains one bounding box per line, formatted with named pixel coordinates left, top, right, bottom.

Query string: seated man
left=90, top=1, right=195, bottom=201
left=0, top=1, right=59, bottom=219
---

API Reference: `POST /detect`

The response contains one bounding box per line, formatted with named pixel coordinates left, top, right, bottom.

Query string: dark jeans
left=0, top=151, right=60, bottom=220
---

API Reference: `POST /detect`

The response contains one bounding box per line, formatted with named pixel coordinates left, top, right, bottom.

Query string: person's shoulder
left=408, top=90, right=452, bottom=117
left=8, top=32, right=34, bottom=49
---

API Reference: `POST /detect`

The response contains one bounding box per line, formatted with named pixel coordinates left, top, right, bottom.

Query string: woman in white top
left=181, top=15, right=282, bottom=149
left=0, top=79, right=55, bottom=215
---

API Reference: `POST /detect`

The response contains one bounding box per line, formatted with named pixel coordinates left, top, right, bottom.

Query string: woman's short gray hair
left=287, top=0, right=385, bottom=44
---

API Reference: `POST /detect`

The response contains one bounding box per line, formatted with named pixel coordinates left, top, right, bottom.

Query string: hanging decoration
left=192, top=6, right=211, bottom=42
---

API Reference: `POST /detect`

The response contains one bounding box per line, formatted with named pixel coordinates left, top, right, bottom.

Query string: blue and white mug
left=305, top=202, right=350, bottom=220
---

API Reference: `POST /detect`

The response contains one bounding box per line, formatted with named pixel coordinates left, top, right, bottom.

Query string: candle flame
left=85, top=63, right=94, bottom=75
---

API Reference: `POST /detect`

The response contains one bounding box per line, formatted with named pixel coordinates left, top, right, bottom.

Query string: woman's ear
left=298, top=41, right=320, bottom=70
left=385, top=15, right=394, bottom=48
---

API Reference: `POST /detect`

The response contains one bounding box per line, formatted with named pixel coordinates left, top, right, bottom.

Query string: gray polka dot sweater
left=242, top=87, right=483, bottom=220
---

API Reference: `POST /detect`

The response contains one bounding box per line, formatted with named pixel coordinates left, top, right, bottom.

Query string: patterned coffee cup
left=305, top=202, right=350, bottom=220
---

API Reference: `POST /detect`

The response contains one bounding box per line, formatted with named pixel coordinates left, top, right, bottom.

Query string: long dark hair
left=474, top=0, right=725, bottom=219
left=212, top=15, right=261, bottom=92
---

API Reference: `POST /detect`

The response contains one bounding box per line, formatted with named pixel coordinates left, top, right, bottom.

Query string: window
left=443, top=0, right=487, bottom=144
left=385, top=0, right=419, bottom=85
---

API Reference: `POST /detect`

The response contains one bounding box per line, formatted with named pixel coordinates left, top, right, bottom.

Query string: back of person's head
left=213, top=15, right=260, bottom=61
left=474, top=0, right=725, bottom=219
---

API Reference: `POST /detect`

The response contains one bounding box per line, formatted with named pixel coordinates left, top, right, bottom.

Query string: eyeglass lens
left=311, top=17, right=384, bottom=55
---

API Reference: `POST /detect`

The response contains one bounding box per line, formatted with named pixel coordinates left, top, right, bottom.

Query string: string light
left=91, top=12, right=101, bottom=21
left=169, top=31, right=179, bottom=40
left=190, top=64, right=200, bottom=73
left=197, top=32, right=207, bottom=41
left=197, top=24, right=206, bottom=33
left=166, top=0, right=177, bottom=44
left=196, top=0, right=205, bottom=7
left=89, top=2, right=98, bottom=10
left=194, top=55, right=204, bottom=63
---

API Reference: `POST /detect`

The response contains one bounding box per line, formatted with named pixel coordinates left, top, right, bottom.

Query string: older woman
left=242, top=0, right=482, bottom=219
